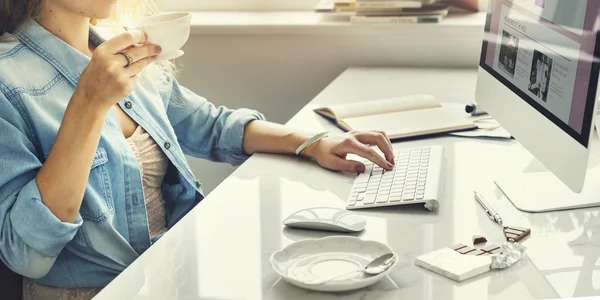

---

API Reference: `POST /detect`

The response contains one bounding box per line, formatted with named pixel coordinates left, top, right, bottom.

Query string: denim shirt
left=0, top=21, right=264, bottom=288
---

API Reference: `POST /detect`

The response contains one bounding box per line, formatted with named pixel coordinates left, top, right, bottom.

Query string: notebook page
left=327, top=95, right=440, bottom=119
left=343, top=107, right=475, bottom=138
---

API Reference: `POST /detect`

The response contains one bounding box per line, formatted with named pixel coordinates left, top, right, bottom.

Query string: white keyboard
left=346, top=145, right=443, bottom=211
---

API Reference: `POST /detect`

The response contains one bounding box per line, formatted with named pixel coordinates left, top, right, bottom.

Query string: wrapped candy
left=490, top=242, right=527, bottom=269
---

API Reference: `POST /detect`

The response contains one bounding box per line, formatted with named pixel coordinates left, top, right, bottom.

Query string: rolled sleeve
left=10, top=179, right=82, bottom=258
left=0, top=92, right=80, bottom=278
left=216, top=108, right=265, bottom=166
left=163, top=77, right=265, bottom=165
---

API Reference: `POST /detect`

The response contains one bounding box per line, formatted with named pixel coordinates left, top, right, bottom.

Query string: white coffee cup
left=126, top=12, right=191, bottom=61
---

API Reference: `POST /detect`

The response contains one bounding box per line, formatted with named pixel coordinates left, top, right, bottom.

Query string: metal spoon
left=303, top=253, right=396, bottom=285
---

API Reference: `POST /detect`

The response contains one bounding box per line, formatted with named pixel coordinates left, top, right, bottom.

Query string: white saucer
left=156, top=49, right=184, bottom=61
left=270, top=236, right=397, bottom=292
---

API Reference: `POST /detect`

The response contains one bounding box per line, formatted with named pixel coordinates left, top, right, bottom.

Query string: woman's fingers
left=352, top=131, right=395, bottom=165
left=100, top=30, right=147, bottom=53
left=323, top=156, right=366, bottom=173
left=126, top=56, right=157, bottom=77
left=342, top=138, right=392, bottom=170
left=121, top=44, right=161, bottom=66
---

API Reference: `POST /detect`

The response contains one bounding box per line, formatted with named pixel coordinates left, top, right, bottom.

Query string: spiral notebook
left=313, top=95, right=477, bottom=140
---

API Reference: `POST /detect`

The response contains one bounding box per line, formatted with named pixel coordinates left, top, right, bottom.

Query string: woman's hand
left=73, top=30, right=161, bottom=111
left=302, top=131, right=395, bottom=173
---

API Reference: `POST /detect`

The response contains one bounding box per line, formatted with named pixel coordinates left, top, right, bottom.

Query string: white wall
left=176, top=23, right=485, bottom=193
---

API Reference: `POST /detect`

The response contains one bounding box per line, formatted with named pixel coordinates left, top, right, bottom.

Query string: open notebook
left=313, top=95, right=477, bottom=140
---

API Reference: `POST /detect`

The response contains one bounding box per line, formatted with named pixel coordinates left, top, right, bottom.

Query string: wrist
left=69, top=90, right=111, bottom=120
left=300, top=138, right=322, bottom=159
left=70, top=89, right=111, bottom=117
left=296, top=132, right=328, bottom=158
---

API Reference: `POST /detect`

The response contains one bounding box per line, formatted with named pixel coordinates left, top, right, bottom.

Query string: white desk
left=94, top=67, right=600, bottom=300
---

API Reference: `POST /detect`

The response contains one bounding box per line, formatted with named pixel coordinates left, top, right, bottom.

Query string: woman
left=0, top=0, right=395, bottom=299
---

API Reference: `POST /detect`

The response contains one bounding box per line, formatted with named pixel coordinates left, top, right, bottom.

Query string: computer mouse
left=283, top=207, right=366, bottom=233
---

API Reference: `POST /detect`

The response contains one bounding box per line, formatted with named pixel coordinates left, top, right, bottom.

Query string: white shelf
left=186, top=11, right=487, bottom=35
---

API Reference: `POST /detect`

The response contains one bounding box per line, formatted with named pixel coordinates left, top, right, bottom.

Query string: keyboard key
left=353, top=183, right=367, bottom=190
left=381, top=179, right=393, bottom=185
left=353, top=187, right=366, bottom=193
left=377, top=191, right=390, bottom=196
left=356, top=172, right=371, bottom=184
left=392, top=180, right=404, bottom=187
left=390, top=196, right=402, bottom=202
left=357, top=193, right=365, bottom=201
left=403, top=193, right=415, bottom=201
left=348, top=199, right=357, bottom=206
left=391, top=187, right=403, bottom=194
left=363, top=194, right=376, bottom=204
left=376, top=195, right=389, bottom=203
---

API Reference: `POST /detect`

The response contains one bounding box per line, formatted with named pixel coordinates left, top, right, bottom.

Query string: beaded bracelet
left=295, top=132, right=328, bottom=156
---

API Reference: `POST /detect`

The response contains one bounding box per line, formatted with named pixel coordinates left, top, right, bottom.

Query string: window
left=159, top=0, right=319, bottom=11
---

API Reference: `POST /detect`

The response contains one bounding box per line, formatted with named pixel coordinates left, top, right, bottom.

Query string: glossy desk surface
left=94, top=68, right=600, bottom=300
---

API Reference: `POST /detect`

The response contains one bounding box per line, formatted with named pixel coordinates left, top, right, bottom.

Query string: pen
left=473, top=191, right=503, bottom=227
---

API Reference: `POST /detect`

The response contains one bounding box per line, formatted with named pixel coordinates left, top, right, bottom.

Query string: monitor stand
left=494, top=164, right=600, bottom=213
left=495, top=120, right=600, bottom=213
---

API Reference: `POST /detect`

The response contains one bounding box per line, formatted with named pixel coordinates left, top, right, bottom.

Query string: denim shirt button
left=195, top=180, right=201, bottom=187
left=164, top=141, right=171, bottom=149
left=124, top=101, right=133, bottom=109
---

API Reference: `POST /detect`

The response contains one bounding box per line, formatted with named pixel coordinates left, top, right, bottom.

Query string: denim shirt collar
left=14, top=20, right=104, bottom=87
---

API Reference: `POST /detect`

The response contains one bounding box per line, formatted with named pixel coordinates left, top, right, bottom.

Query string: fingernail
left=387, top=162, right=394, bottom=169
left=155, top=46, right=162, bottom=54
left=391, top=158, right=395, bottom=165
left=356, top=164, right=366, bottom=173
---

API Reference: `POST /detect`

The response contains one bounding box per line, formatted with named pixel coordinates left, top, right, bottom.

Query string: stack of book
left=315, top=0, right=449, bottom=24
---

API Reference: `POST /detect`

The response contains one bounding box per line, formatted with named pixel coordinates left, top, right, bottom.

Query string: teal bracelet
left=295, top=132, right=328, bottom=156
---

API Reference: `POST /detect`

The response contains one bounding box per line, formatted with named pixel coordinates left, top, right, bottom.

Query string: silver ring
left=116, top=51, right=132, bottom=67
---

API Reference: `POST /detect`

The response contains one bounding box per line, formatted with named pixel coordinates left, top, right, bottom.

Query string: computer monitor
left=476, top=0, right=600, bottom=212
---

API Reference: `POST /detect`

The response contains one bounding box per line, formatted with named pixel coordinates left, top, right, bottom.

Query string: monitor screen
left=480, top=0, right=600, bottom=146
